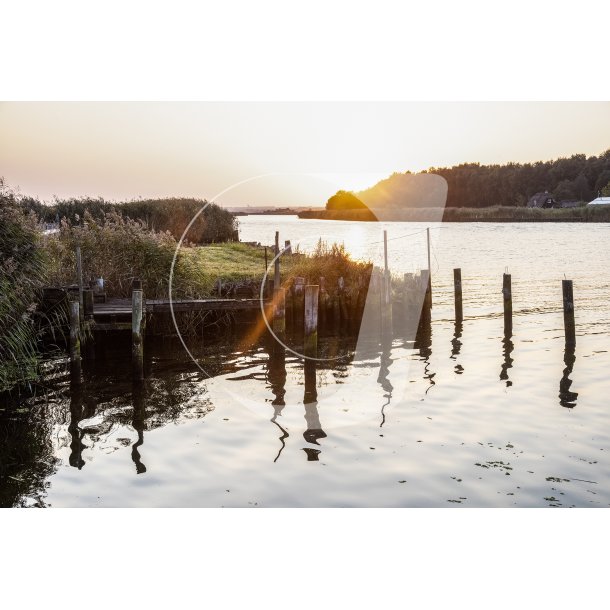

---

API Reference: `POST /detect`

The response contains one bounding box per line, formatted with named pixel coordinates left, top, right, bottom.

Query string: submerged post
left=562, top=279, right=576, bottom=347
left=503, top=272, right=512, bottom=335
left=304, top=285, right=319, bottom=358
left=454, top=268, right=463, bottom=322
left=132, top=281, right=144, bottom=381
left=76, top=246, right=84, bottom=321
left=69, top=299, right=82, bottom=383
left=274, top=231, right=281, bottom=291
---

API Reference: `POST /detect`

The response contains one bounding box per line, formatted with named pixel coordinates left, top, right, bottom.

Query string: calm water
left=2, top=217, right=610, bottom=507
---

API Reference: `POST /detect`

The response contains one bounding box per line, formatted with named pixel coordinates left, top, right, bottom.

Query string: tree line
left=327, top=150, right=610, bottom=209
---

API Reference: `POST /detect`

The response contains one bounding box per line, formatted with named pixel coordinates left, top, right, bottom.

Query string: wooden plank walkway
left=89, top=297, right=267, bottom=331
left=93, top=297, right=265, bottom=316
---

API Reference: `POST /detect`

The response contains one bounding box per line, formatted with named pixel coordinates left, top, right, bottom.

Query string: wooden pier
left=89, top=297, right=264, bottom=330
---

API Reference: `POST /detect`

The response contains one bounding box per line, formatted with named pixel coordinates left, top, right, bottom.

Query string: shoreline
left=296, top=206, right=610, bottom=223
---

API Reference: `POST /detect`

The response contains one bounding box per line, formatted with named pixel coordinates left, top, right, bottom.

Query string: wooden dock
left=89, top=297, right=265, bottom=330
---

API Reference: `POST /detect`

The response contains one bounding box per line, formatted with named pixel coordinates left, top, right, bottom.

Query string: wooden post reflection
left=559, top=346, right=578, bottom=408
left=451, top=319, right=464, bottom=375
left=302, top=360, right=326, bottom=459
left=68, top=381, right=86, bottom=470
left=415, top=316, right=435, bottom=391
left=131, top=382, right=147, bottom=474
left=500, top=329, right=514, bottom=387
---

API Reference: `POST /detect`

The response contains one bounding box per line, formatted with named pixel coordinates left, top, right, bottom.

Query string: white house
left=587, top=197, right=610, bottom=206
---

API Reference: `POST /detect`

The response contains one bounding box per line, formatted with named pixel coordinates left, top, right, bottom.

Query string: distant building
left=587, top=197, right=610, bottom=206
left=527, top=191, right=555, bottom=208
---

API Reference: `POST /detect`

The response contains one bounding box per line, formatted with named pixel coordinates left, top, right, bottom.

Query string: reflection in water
left=559, top=347, right=578, bottom=409
left=450, top=320, right=463, bottom=375
left=415, top=319, right=435, bottom=393
left=68, top=382, right=88, bottom=470
left=377, top=337, right=394, bottom=427
left=131, top=383, right=147, bottom=474
left=267, top=342, right=289, bottom=461
left=303, top=360, right=326, bottom=459
left=500, top=331, right=514, bottom=387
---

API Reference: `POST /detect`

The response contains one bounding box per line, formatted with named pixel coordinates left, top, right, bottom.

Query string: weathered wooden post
left=284, top=240, right=292, bottom=255
left=562, top=279, right=576, bottom=347
left=83, top=288, right=94, bottom=320
left=69, top=298, right=82, bottom=383
left=381, top=231, right=393, bottom=337
left=454, top=268, right=463, bottom=322
left=75, top=246, right=84, bottom=322
left=293, top=277, right=306, bottom=335
left=273, top=287, right=286, bottom=341
left=304, top=285, right=319, bottom=358
left=132, top=280, right=144, bottom=381
left=318, top=277, right=327, bottom=332
left=264, top=246, right=268, bottom=271
left=274, top=231, right=281, bottom=291
left=421, top=269, right=432, bottom=325
left=426, top=227, right=431, bottom=277
left=502, top=272, right=512, bottom=335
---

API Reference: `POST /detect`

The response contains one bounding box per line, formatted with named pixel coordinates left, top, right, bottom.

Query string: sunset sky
left=1, top=102, right=609, bottom=207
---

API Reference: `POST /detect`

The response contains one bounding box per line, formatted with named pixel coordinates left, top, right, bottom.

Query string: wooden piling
left=76, top=246, right=84, bottom=321
left=421, top=269, right=432, bottom=324
left=284, top=240, right=292, bottom=255
left=502, top=273, right=512, bottom=335
left=453, top=268, right=463, bottom=322
left=83, top=288, right=94, bottom=320
left=69, top=299, right=82, bottom=383
left=292, top=277, right=305, bottom=335
left=274, top=231, right=281, bottom=290
left=382, top=231, right=393, bottom=337
left=132, top=286, right=144, bottom=381
left=304, top=285, right=319, bottom=358
left=318, top=277, right=327, bottom=332
left=273, top=287, right=286, bottom=339
left=562, top=279, right=576, bottom=347
left=426, top=227, right=431, bottom=276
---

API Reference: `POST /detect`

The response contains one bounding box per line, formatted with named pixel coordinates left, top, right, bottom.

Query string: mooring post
left=83, top=288, right=94, bottom=320
left=273, top=287, right=286, bottom=340
left=383, top=231, right=393, bottom=336
left=454, top=268, right=463, bottom=322
left=503, top=272, right=512, bottom=335
left=69, top=299, right=82, bottom=383
left=426, top=227, right=431, bottom=276
left=421, top=269, right=432, bottom=325
left=304, top=285, right=319, bottom=358
left=132, top=280, right=144, bottom=381
left=293, top=277, right=306, bottom=335
left=76, top=246, right=84, bottom=322
left=562, top=279, right=576, bottom=347
left=318, top=277, right=327, bottom=332
left=274, top=231, right=281, bottom=291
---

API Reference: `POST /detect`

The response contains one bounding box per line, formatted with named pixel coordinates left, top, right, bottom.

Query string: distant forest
left=327, top=150, right=610, bottom=210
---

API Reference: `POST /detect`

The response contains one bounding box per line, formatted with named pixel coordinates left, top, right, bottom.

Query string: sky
left=1, top=102, right=609, bottom=207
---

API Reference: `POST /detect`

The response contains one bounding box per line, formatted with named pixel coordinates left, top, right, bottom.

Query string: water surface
left=2, top=218, right=610, bottom=507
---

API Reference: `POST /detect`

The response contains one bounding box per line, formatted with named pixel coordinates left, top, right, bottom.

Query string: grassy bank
left=42, top=213, right=370, bottom=299
left=298, top=205, right=610, bottom=222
